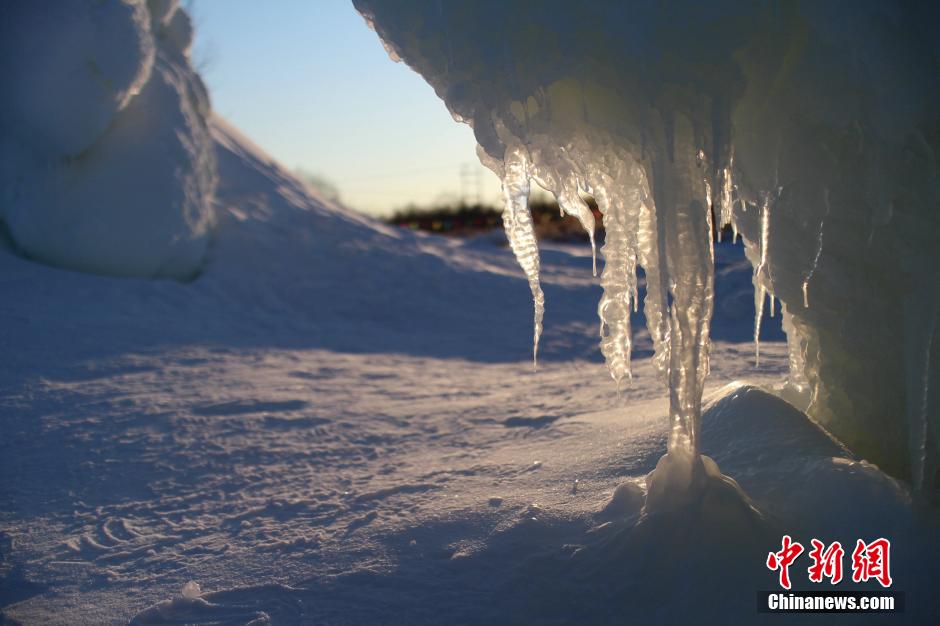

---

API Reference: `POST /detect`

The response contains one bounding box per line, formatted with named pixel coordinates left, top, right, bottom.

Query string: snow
left=0, top=0, right=214, bottom=280
left=353, top=0, right=940, bottom=488
left=1, top=2, right=938, bottom=624
left=1, top=114, right=936, bottom=624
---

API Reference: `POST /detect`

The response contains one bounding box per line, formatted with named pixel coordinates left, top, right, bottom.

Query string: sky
left=191, top=0, right=503, bottom=216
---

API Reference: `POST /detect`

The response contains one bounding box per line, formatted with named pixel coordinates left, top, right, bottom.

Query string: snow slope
left=1, top=117, right=937, bottom=624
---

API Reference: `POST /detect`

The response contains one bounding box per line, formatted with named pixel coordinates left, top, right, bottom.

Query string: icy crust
left=0, top=1, right=215, bottom=280
left=355, top=0, right=940, bottom=488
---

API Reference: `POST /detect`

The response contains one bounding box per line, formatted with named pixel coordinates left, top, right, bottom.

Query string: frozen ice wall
left=355, top=0, right=939, bottom=489
left=0, top=0, right=215, bottom=279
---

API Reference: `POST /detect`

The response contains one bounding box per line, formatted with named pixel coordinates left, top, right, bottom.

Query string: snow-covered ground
left=2, top=119, right=937, bottom=624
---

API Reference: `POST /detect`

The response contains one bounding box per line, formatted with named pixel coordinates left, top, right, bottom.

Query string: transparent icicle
left=588, top=155, right=642, bottom=390
left=718, top=157, right=735, bottom=235
left=501, top=146, right=544, bottom=368
left=530, top=146, right=597, bottom=276
left=753, top=193, right=772, bottom=366
left=531, top=160, right=597, bottom=277
left=780, top=303, right=809, bottom=398
left=754, top=288, right=765, bottom=366
left=596, top=184, right=632, bottom=386
left=557, top=184, right=597, bottom=277
left=802, top=188, right=829, bottom=308
left=636, top=184, right=671, bottom=384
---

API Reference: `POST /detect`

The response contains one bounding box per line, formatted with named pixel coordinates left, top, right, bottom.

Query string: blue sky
left=191, top=0, right=503, bottom=215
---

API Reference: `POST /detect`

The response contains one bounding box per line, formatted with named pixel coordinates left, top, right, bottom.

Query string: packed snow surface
left=354, top=0, right=940, bottom=487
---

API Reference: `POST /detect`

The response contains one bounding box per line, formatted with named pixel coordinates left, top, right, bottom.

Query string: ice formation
left=355, top=0, right=939, bottom=490
left=0, top=0, right=215, bottom=279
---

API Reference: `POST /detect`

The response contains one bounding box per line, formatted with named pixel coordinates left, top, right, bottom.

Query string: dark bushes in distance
left=386, top=199, right=734, bottom=244
left=385, top=198, right=602, bottom=243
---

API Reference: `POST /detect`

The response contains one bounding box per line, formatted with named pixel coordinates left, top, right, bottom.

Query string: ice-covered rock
left=0, top=0, right=215, bottom=279
left=355, top=0, right=939, bottom=489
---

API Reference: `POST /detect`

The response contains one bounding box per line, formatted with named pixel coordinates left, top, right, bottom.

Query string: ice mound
left=355, top=0, right=940, bottom=488
left=0, top=0, right=215, bottom=279
left=700, top=384, right=912, bottom=536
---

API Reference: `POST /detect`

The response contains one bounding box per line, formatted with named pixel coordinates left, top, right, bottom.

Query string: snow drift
left=0, top=0, right=215, bottom=280
left=354, top=0, right=940, bottom=489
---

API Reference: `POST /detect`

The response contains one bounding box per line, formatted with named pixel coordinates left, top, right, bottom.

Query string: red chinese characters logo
left=766, top=535, right=804, bottom=589
left=807, top=539, right=844, bottom=584
left=851, top=538, right=893, bottom=588
left=767, top=536, right=892, bottom=588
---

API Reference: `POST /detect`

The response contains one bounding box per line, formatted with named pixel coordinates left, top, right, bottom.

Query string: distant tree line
left=385, top=198, right=602, bottom=243
left=386, top=198, right=735, bottom=244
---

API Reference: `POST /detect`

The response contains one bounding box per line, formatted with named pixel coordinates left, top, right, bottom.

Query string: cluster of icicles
left=485, top=125, right=818, bottom=457
left=490, top=140, right=660, bottom=386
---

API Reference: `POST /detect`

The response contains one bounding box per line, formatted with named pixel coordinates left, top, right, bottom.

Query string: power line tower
left=460, top=162, right=483, bottom=206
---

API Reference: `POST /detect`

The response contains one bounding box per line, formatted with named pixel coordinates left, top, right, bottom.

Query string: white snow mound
left=0, top=0, right=215, bottom=280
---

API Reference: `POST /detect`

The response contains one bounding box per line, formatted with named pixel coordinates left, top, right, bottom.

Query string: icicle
left=719, top=156, right=735, bottom=234
left=632, top=167, right=671, bottom=385
left=529, top=156, right=597, bottom=278
left=780, top=304, right=806, bottom=387
left=595, top=183, right=636, bottom=385
left=501, top=146, right=543, bottom=369
left=802, top=188, right=828, bottom=309
left=703, top=155, right=715, bottom=239
left=753, top=193, right=771, bottom=365
left=556, top=181, right=597, bottom=278
left=591, top=239, right=597, bottom=277
left=759, top=196, right=771, bottom=273
left=769, top=293, right=775, bottom=317
left=754, top=288, right=765, bottom=366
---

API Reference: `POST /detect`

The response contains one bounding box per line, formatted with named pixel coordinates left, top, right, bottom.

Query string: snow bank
left=355, top=0, right=939, bottom=488
left=0, top=0, right=215, bottom=279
